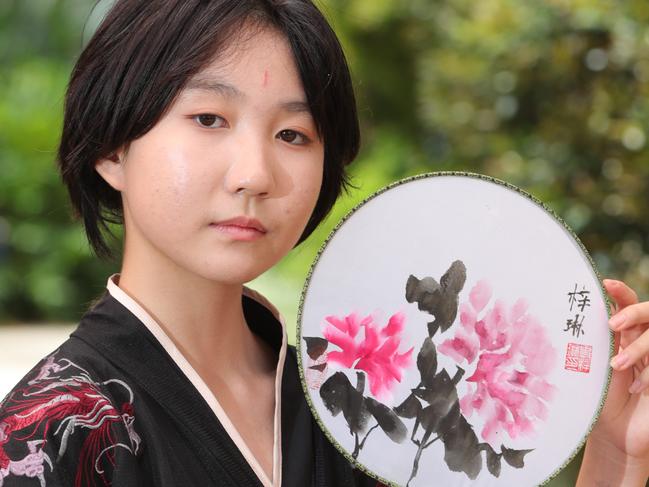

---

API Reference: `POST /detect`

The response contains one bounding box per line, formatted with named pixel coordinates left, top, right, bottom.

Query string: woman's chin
left=188, top=261, right=271, bottom=287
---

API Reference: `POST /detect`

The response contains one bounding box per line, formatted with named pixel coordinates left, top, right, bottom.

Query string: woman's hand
left=577, top=279, right=649, bottom=486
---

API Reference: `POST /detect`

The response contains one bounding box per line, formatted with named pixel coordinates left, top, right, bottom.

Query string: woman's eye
left=193, top=114, right=226, bottom=128
left=277, top=129, right=309, bottom=145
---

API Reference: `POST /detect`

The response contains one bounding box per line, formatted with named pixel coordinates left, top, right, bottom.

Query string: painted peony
left=323, top=311, right=414, bottom=399
left=439, top=280, right=557, bottom=446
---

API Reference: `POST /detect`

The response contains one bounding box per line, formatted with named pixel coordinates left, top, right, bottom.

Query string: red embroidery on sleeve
left=0, top=352, right=141, bottom=486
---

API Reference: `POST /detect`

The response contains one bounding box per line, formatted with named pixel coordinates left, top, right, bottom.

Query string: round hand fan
left=297, top=172, right=612, bottom=487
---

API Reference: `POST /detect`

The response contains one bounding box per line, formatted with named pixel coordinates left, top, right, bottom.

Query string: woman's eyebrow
left=185, top=77, right=310, bottom=113
left=185, top=78, right=243, bottom=99
left=281, top=101, right=310, bottom=113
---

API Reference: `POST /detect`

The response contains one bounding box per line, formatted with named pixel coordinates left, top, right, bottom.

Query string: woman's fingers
left=608, top=301, right=649, bottom=332
left=602, top=278, right=649, bottom=392
left=610, top=327, right=649, bottom=372
left=603, top=279, right=639, bottom=311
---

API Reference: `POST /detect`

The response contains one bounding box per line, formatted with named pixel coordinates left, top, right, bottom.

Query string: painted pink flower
left=323, top=312, right=414, bottom=399
left=439, top=280, right=557, bottom=446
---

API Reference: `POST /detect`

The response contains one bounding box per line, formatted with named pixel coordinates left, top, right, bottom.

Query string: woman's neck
left=118, top=238, right=276, bottom=382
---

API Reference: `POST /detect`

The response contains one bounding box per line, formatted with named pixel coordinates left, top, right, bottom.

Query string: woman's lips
left=210, top=216, right=267, bottom=241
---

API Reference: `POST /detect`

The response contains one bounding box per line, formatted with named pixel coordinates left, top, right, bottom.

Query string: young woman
left=0, top=1, right=648, bottom=486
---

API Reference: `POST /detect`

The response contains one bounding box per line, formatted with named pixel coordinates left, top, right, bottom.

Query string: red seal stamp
left=565, top=342, right=592, bottom=373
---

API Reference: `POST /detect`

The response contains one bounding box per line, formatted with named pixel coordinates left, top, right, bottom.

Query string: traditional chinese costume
left=0, top=277, right=381, bottom=487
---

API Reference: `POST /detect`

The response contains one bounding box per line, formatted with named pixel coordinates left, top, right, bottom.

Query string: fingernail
left=610, top=353, right=629, bottom=369
left=609, top=314, right=626, bottom=329
left=629, top=380, right=643, bottom=394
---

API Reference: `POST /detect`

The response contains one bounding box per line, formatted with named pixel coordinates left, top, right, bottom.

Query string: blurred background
left=1, top=0, right=648, bottom=482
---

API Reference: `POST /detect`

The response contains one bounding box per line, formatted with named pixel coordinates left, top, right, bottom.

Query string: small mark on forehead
left=262, top=69, right=269, bottom=88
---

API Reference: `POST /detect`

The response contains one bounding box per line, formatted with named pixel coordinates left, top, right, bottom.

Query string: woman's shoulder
left=0, top=340, right=142, bottom=486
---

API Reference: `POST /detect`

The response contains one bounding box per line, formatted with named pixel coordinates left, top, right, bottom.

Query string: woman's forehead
left=178, top=29, right=307, bottom=103
left=199, top=24, right=295, bottom=77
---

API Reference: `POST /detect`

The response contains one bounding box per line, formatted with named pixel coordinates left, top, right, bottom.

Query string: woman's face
left=97, top=27, right=324, bottom=284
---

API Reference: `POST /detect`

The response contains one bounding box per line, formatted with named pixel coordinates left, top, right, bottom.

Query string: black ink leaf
left=303, top=337, right=328, bottom=360
left=365, top=397, right=407, bottom=444
left=405, top=275, right=441, bottom=314
left=309, top=363, right=327, bottom=372
left=405, top=260, right=467, bottom=336
left=483, top=443, right=502, bottom=478
left=440, top=414, right=482, bottom=480
left=418, top=404, right=439, bottom=432
left=412, top=369, right=458, bottom=411
left=354, top=371, right=365, bottom=394
left=394, top=393, right=422, bottom=419
left=440, top=260, right=467, bottom=295
left=416, top=337, right=437, bottom=387
left=319, top=372, right=370, bottom=436
left=501, top=446, right=534, bottom=469
left=319, top=372, right=346, bottom=416
left=436, top=400, right=462, bottom=436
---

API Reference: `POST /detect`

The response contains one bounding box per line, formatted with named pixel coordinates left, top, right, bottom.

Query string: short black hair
left=58, top=0, right=360, bottom=257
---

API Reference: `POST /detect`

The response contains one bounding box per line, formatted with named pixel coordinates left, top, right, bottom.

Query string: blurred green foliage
left=0, top=1, right=118, bottom=322
left=1, top=0, right=648, bottom=329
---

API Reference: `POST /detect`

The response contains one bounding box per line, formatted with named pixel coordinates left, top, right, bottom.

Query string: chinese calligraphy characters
left=564, top=284, right=591, bottom=338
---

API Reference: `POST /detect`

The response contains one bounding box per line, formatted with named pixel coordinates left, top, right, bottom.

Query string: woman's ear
left=95, top=151, right=126, bottom=191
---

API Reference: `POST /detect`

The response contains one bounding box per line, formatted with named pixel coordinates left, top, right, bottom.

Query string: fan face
left=298, top=173, right=611, bottom=487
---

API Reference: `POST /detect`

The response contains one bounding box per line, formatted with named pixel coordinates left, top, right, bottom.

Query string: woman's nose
left=223, top=133, right=277, bottom=198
